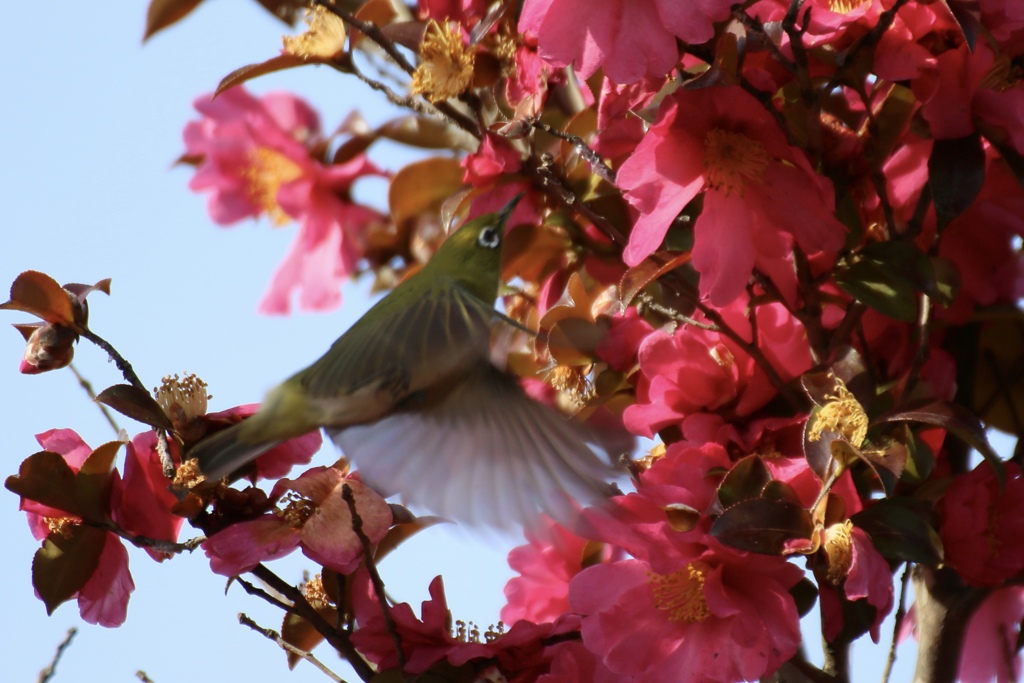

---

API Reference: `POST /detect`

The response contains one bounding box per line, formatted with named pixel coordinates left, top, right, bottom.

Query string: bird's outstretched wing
left=329, top=362, right=620, bottom=530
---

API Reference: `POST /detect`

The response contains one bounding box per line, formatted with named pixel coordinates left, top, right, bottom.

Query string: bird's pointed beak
left=497, top=193, right=524, bottom=227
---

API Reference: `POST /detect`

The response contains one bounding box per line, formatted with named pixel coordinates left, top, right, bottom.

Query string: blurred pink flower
left=519, top=0, right=732, bottom=83
left=939, top=461, right=1024, bottom=586
left=595, top=306, right=653, bottom=373
left=623, top=299, right=812, bottom=438
left=502, top=515, right=616, bottom=625
left=618, top=86, right=845, bottom=305
left=960, top=587, right=1024, bottom=683
left=202, top=466, right=392, bottom=576
left=183, top=86, right=385, bottom=314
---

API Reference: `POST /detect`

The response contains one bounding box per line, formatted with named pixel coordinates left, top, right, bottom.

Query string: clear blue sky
left=0, top=3, right=919, bottom=681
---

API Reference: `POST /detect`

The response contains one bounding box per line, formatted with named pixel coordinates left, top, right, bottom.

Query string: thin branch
left=78, top=327, right=148, bottom=394
left=89, top=519, right=205, bottom=556
left=135, top=672, right=155, bottom=683
left=69, top=363, right=120, bottom=434
left=524, top=156, right=628, bottom=248
left=236, top=576, right=296, bottom=612
left=531, top=120, right=616, bottom=184
left=238, top=613, right=347, bottom=683
left=249, top=564, right=376, bottom=682
left=635, top=292, right=719, bottom=331
left=342, top=484, right=406, bottom=670
left=882, top=563, right=912, bottom=683
left=36, top=627, right=76, bottom=683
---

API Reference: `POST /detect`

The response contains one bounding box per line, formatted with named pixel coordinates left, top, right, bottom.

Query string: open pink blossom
left=502, top=515, right=617, bottom=625
left=183, top=86, right=386, bottom=314
left=519, top=0, right=732, bottom=84
left=938, top=461, right=1024, bottom=586
left=570, top=549, right=803, bottom=682
left=19, top=429, right=140, bottom=627
left=618, top=86, right=845, bottom=305
left=202, top=466, right=392, bottom=576
left=819, top=524, right=894, bottom=643
left=623, top=298, right=812, bottom=438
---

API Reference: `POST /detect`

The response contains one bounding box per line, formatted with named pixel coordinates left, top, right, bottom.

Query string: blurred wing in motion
left=329, top=363, right=620, bottom=530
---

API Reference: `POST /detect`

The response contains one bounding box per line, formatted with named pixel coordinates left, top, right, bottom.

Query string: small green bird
left=190, top=197, right=619, bottom=528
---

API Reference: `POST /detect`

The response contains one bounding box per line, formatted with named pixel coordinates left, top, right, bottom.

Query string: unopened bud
left=19, top=323, right=77, bottom=374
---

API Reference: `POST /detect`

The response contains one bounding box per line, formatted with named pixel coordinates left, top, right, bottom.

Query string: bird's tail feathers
left=189, top=422, right=281, bottom=481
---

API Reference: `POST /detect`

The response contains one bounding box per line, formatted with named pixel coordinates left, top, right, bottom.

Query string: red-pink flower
left=938, top=462, right=1024, bottom=586
left=202, top=466, right=392, bottom=576
left=502, top=515, right=616, bottom=625
left=819, top=523, right=894, bottom=643
left=959, top=587, right=1024, bottom=683
left=618, top=86, right=845, bottom=305
left=183, top=86, right=385, bottom=314
left=570, top=550, right=802, bottom=683
left=519, top=0, right=732, bottom=84
left=623, top=299, right=812, bottom=438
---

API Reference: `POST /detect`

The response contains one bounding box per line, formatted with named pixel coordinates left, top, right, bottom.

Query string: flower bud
left=19, top=323, right=77, bottom=374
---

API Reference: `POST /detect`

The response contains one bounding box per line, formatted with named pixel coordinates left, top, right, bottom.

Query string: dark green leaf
left=96, top=384, right=173, bottom=431
left=930, top=133, right=986, bottom=230
left=717, top=455, right=772, bottom=508
left=834, top=256, right=918, bottom=322
left=5, top=451, right=80, bottom=516
left=875, top=399, right=1005, bottom=485
left=32, top=524, right=107, bottom=615
left=711, top=499, right=814, bottom=555
left=851, top=498, right=943, bottom=564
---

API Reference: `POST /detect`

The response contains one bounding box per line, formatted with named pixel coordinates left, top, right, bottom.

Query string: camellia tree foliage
left=5, top=0, right=1024, bottom=681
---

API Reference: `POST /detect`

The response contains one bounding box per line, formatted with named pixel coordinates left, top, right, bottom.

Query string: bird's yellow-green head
left=420, top=195, right=521, bottom=303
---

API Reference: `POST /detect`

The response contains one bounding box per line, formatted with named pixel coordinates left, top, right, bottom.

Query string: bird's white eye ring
left=478, top=227, right=501, bottom=249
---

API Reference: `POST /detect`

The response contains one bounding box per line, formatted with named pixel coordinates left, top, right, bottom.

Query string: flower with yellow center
left=823, top=519, right=854, bottom=585
left=648, top=563, right=711, bottom=623
left=155, top=372, right=211, bottom=434
left=829, top=0, right=869, bottom=13
left=411, top=20, right=475, bottom=103
left=703, top=128, right=770, bottom=197
left=245, top=148, right=304, bottom=226
left=282, top=5, right=347, bottom=60
left=806, top=375, right=869, bottom=447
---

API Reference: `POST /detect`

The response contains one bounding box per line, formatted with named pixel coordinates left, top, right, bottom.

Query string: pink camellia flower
left=183, top=86, right=385, bottom=314
left=618, top=86, right=846, bottom=305
left=818, top=522, right=894, bottom=643
left=519, top=0, right=733, bottom=84
left=571, top=458, right=804, bottom=683
left=202, top=466, right=392, bottom=576
left=622, top=298, right=812, bottom=438
left=502, top=515, right=617, bottom=625
left=18, top=429, right=183, bottom=627
left=938, top=461, right=1024, bottom=586
left=959, top=587, right=1024, bottom=683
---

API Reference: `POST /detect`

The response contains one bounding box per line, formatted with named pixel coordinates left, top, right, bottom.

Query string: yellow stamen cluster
left=245, top=148, right=303, bottom=227
left=806, top=376, right=869, bottom=447
left=649, top=563, right=711, bottom=624
left=453, top=620, right=505, bottom=643
left=549, top=364, right=593, bottom=407
left=282, top=5, right=347, bottom=60
left=824, top=520, right=854, bottom=585
left=980, top=54, right=1021, bottom=92
left=155, top=372, right=211, bottom=428
left=302, top=574, right=332, bottom=609
left=46, top=517, right=79, bottom=538
left=276, top=491, right=318, bottom=528
left=634, top=442, right=667, bottom=473
left=173, top=458, right=204, bottom=488
left=703, top=128, right=770, bottom=197
left=829, top=0, right=869, bottom=13
left=411, top=20, right=475, bottom=103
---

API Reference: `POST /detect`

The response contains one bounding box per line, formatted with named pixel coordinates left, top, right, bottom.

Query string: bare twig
left=342, top=484, right=406, bottom=670
left=249, top=564, right=376, bottom=681
left=238, top=613, right=347, bottom=683
left=531, top=120, right=616, bottom=184
left=78, top=327, right=148, bottom=394
left=635, top=292, right=718, bottom=331
left=90, top=520, right=204, bottom=556
left=69, top=363, right=120, bottom=434
left=882, top=563, right=912, bottom=683
left=36, top=627, right=76, bottom=683
left=135, top=672, right=155, bottom=683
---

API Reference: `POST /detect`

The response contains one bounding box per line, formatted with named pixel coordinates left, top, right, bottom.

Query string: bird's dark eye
left=478, top=226, right=501, bottom=249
